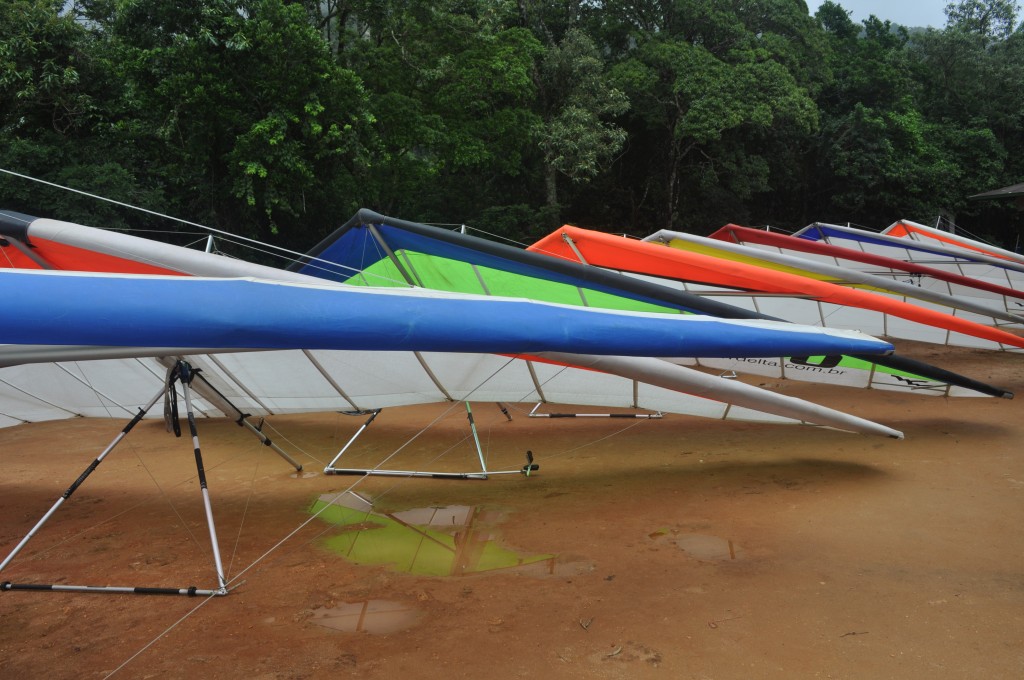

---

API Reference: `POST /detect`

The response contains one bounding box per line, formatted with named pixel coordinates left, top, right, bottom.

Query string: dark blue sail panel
left=292, top=211, right=743, bottom=317
left=798, top=224, right=977, bottom=260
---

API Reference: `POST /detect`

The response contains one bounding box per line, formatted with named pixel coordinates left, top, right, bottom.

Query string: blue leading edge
left=2, top=270, right=894, bottom=359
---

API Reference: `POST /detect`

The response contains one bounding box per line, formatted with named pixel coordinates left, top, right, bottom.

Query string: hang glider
left=526, top=225, right=1016, bottom=397
left=795, top=222, right=1024, bottom=293
left=640, top=229, right=1024, bottom=353
left=708, top=223, right=1024, bottom=327
left=282, top=210, right=1011, bottom=398
left=0, top=211, right=904, bottom=437
left=883, top=219, right=1024, bottom=266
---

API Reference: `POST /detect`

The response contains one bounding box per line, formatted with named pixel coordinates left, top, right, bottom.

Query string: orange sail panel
left=529, top=225, right=1024, bottom=351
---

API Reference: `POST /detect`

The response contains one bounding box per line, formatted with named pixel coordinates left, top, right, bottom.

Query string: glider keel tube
left=2, top=271, right=894, bottom=359
left=540, top=353, right=903, bottom=439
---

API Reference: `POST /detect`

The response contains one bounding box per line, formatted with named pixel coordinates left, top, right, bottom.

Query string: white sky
left=810, top=0, right=951, bottom=29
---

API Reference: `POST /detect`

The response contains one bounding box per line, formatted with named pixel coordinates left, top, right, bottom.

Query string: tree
left=599, top=0, right=820, bottom=231
left=944, top=0, right=1020, bottom=41
left=335, top=0, right=544, bottom=232
left=902, top=0, right=1024, bottom=237
left=534, top=28, right=628, bottom=226
left=0, top=0, right=160, bottom=227
left=81, top=0, right=375, bottom=243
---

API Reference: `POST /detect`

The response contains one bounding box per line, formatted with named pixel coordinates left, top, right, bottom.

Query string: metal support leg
left=323, top=409, right=382, bottom=474
left=177, top=363, right=228, bottom=593
left=0, top=361, right=230, bottom=597
left=323, top=405, right=537, bottom=480
left=465, top=402, right=488, bottom=476
left=190, top=370, right=303, bottom=472
left=236, top=416, right=303, bottom=472
left=0, top=386, right=165, bottom=574
left=528, top=402, right=664, bottom=419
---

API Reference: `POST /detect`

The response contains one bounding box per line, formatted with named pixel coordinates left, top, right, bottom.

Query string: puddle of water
left=674, top=534, right=740, bottom=561
left=311, top=493, right=555, bottom=576
left=391, top=505, right=473, bottom=526
left=310, top=599, right=421, bottom=634
left=651, top=529, right=741, bottom=561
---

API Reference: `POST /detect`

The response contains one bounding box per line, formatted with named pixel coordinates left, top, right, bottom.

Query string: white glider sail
left=0, top=211, right=904, bottom=437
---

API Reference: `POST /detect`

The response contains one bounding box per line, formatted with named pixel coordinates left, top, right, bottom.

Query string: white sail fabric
left=644, top=229, right=1024, bottom=353
left=0, top=215, right=904, bottom=437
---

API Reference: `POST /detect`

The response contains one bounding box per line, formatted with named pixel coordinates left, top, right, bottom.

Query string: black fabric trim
left=0, top=210, right=39, bottom=244
left=291, top=209, right=757, bottom=319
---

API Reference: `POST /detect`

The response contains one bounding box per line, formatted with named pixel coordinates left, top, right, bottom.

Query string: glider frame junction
left=0, top=361, right=295, bottom=597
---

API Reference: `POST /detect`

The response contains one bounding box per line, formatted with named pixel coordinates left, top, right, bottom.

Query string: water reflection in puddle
left=650, top=528, right=741, bottom=561
left=310, top=599, right=421, bottom=634
left=311, top=493, right=555, bottom=576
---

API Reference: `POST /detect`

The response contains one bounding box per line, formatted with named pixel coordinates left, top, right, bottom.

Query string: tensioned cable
left=16, top=428, right=270, bottom=563
left=0, top=167, right=408, bottom=287
left=0, top=239, right=16, bottom=267
left=245, top=418, right=328, bottom=467
left=110, top=359, right=658, bottom=678
left=7, top=166, right=669, bottom=666
left=105, top=355, right=522, bottom=674
left=225, top=433, right=265, bottom=581
left=25, top=362, right=210, bottom=557
left=460, top=224, right=534, bottom=248
left=104, top=595, right=219, bottom=678
left=221, top=393, right=484, bottom=587
left=265, top=355, right=521, bottom=519
left=129, top=439, right=205, bottom=548
left=0, top=168, right=312, bottom=261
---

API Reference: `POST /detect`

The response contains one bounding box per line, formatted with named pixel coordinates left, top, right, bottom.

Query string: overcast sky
left=810, top=0, right=951, bottom=29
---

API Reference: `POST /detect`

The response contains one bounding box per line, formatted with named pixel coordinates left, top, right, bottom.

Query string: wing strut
left=1, top=361, right=231, bottom=597
left=183, top=364, right=304, bottom=472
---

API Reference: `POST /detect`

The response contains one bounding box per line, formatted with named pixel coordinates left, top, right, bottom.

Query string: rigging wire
left=220, top=396, right=484, bottom=588
left=225, top=434, right=264, bottom=581
left=5, top=164, right=666, bottom=672
left=105, top=596, right=219, bottom=678
left=0, top=240, right=16, bottom=268
left=13, top=428, right=266, bottom=564
left=0, top=167, right=410, bottom=288
left=103, top=356, right=521, bottom=673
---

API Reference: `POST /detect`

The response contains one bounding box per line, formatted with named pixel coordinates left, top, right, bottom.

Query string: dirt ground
left=1, top=344, right=1023, bottom=680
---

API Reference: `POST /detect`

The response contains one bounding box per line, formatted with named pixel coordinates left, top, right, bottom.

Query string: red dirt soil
left=2, top=344, right=1023, bottom=679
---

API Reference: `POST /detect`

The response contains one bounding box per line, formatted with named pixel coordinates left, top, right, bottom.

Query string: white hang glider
left=0, top=210, right=904, bottom=439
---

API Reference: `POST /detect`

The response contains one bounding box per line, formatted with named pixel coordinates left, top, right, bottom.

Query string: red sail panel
left=708, top=224, right=1024, bottom=303
left=529, top=225, right=1024, bottom=350
left=0, top=237, right=183, bottom=275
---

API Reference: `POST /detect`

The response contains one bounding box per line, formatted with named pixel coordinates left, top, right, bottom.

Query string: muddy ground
left=1, top=345, right=1023, bottom=679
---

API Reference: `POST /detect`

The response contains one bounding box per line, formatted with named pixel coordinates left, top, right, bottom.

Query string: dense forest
left=2, top=0, right=1023, bottom=255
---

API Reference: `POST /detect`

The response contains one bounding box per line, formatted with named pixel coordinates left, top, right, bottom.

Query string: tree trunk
left=545, top=163, right=560, bottom=228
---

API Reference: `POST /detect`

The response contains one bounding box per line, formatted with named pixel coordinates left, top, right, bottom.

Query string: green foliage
left=534, top=28, right=629, bottom=225
left=333, top=1, right=543, bottom=231
left=0, top=0, right=155, bottom=227
left=944, top=0, right=1020, bottom=41
left=604, top=0, right=819, bottom=230
left=0, top=0, right=1022, bottom=248
left=97, top=0, right=374, bottom=238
